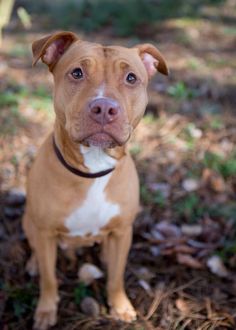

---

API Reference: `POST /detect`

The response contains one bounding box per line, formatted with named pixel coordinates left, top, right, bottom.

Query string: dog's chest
left=65, top=146, right=120, bottom=237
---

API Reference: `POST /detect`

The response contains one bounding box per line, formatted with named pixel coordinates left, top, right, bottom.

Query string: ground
left=0, top=1, right=236, bottom=329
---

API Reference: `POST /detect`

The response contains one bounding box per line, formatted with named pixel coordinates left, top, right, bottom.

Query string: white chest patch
left=80, top=145, right=117, bottom=172
left=65, top=146, right=119, bottom=237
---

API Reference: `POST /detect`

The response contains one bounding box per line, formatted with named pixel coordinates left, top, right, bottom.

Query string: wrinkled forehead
left=55, top=40, right=147, bottom=77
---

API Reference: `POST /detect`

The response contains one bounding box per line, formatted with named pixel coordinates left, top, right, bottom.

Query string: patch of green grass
left=142, top=113, right=157, bottom=125
left=206, top=58, right=232, bottom=69
left=186, top=164, right=202, bottom=179
left=140, top=185, right=153, bottom=204
left=176, top=197, right=236, bottom=224
left=0, top=91, right=19, bottom=107
left=203, top=151, right=236, bottom=179
left=216, top=238, right=236, bottom=267
left=153, top=191, right=166, bottom=208
left=220, top=158, right=236, bottom=178
left=0, top=83, right=54, bottom=136
left=129, top=143, right=142, bottom=156
left=9, top=44, right=30, bottom=58
left=223, top=27, right=236, bottom=36
left=207, top=203, right=236, bottom=221
left=47, top=0, right=159, bottom=36
left=173, top=17, right=202, bottom=28
left=1, top=83, right=53, bottom=114
left=180, top=123, right=202, bottom=149
left=32, top=85, right=51, bottom=99
left=26, top=0, right=225, bottom=37
left=4, top=283, right=37, bottom=318
left=175, top=33, right=192, bottom=46
left=175, top=193, right=204, bottom=222
left=167, top=82, right=198, bottom=100
left=140, top=184, right=166, bottom=207
left=217, top=240, right=236, bottom=262
left=29, top=98, right=53, bottom=115
left=74, top=282, right=92, bottom=306
left=0, top=106, right=26, bottom=136
left=209, top=117, right=224, bottom=130
left=200, top=103, right=221, bottom=115
left=187, top=58, right=202, bottom=70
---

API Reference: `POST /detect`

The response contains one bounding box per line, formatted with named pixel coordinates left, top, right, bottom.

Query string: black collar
left=52, top=136, right=115, bottom=179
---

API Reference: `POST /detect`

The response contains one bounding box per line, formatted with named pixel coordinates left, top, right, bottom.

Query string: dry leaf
left=209, top=174, right=226, bottom=192
left=139, top=279, right=152, bottom=293
left=150, top=246, right=161, bottom=257
left=207, top=256, right=229, bottom=278
left=174, top=244, right=197, bottom=254
left=150, top=228, right=165, bottom=240
left=175, top=298, right=191, bottom=314
left=80, top=297, right=100, bottom=317
left=182, top=178, right=200, bottom=192
left=202, top=169, right=226, bottom=192
left=136, top=267, right=155, bottom=280
left=148, top=182, right=171, bottom=198
left=177, top=253, right=204, bottom=269
left=155, top=221, right=181, bottom=238
left=78, top=263, right=104, bottom=285
left=181, top=224, right=203, bottom=236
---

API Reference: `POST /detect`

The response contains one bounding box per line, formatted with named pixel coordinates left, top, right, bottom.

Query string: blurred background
left=0, top=1, right=236, bottom=329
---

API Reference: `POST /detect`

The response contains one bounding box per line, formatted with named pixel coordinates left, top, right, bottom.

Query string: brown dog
left=23, top=31, right=168, bottom=330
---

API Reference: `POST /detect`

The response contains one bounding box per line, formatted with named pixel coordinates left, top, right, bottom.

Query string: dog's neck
left=54, top=120, right=126, bottom=175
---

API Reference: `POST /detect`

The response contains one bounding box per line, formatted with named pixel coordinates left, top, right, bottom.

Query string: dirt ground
left=0, top=1, right=236, bottom=329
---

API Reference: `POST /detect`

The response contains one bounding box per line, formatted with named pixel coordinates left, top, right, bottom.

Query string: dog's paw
left=33, top=300, right=57, bottom=330
left=109, top=294, right=136, bottom=323
left=26, top=255, right=38, bottom=277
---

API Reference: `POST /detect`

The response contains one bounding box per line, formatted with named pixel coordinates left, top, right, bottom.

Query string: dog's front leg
left=33, top=231, right=58, bottom=330
left=106, top=225, right=136, bottom=322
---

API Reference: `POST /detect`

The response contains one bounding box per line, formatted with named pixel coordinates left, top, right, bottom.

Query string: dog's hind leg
left=23, top=213, right=39, bottom=276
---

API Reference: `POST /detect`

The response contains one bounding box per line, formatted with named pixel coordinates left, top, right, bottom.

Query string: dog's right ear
left=32, top=31, right=78, bottom=71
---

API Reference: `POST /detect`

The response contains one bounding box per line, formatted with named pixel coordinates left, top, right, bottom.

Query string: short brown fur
left=23, top=31, right=168, bottom=330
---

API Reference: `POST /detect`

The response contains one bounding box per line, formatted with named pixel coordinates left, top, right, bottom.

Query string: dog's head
left=32, top=31, right=168, bottom=148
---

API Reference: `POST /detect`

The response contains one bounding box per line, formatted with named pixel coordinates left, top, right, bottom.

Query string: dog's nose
left=88, top=98, right=120, bottom=125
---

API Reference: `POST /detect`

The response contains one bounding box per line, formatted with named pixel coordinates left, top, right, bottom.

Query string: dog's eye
left=126, top=72, right=137, bottom=85
left=71, top=68, right=83, bottom=79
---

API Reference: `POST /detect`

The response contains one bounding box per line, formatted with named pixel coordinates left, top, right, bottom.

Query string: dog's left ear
left=32, top=31, right=78, bottom=71
left=135, top=43, right=169, bottom=77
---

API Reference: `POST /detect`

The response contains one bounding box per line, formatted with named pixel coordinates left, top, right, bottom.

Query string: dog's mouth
left=81, top=132, right=121, bottom=148
left=69, top=120, right=133, bottom=149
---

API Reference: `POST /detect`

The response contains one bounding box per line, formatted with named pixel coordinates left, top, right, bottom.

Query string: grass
left=203, top=151, right=236, bottom=179
left=208, top=116, right=224, bottom=130
left=0, top=83, right=53, bottom=136
left=0, top=106, right=26, bottom=135
left=167, top=82, right=198, bottom=100
left=207, top=203, right=236, bottom=222
left=217, top=241, right=236, bottom=261
left=142, top=114, right=157, bottom=125
left=8, top=43, right=30, bottom=58
left=74, top=283, right=93, bottom=306
left=0, top=91, right=19, bottom=107
left=24, top=0, right=226, bottom=37
left=129, top=143, right=142, bottom=156
left=140, top=184, right=166, bottom=208
left=187, top=58, right=202, bottom=70
left=174, top=193, right=203, bottom=222
left=178, top=123, right=202, bottom=150
left=3, top=283, right=37, bottom=318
